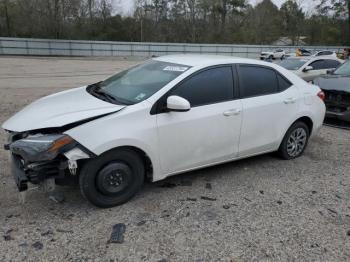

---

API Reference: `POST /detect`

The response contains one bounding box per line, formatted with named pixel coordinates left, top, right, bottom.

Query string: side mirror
left=166, top=96, right=190, bottom=112
left=303, top=66, right=313, bottom=72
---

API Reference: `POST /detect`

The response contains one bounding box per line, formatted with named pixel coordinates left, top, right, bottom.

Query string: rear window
left=239, top=65, right=279, bottom=98
left=277, top=74, right=292, bottom=91
left=324, top=59, right=341, bottom=69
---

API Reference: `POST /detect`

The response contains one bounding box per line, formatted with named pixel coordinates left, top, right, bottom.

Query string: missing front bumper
left=10, top=154, right=68, bottom=192
left=11, top=155, right=28, bottom=192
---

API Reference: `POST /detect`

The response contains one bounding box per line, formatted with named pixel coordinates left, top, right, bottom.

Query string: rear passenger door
left=237, top=65, right=298, bottom=157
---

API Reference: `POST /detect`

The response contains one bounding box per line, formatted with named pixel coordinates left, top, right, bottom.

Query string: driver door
left=155, top=66, right=242, bottom=176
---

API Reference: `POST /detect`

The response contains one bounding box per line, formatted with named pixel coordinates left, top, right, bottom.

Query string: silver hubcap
left=287, top=128, right=307, bottom=157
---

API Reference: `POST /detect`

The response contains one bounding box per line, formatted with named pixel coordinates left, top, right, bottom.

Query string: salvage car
left=278, top=56, right=343, bottom=82
left=312, top=50, right=337, bottom=58
left=260, top=49, right=285, bottom=60
left=2, top=55, right=326, bottom=207
left=313, top=60, right=350, bottom=123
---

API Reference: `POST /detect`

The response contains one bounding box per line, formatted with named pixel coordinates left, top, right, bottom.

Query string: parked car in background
left=312, top=50, right=337, bottom=58
left=278, top=56, right=344, bottom=82
left=2, top=55, right=326, bottom=207
left=260, top=49, right=285, bottom=60
left=313, top=60, right=350, bottom=123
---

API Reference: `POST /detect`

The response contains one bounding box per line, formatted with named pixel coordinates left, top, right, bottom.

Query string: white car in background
left=278, top=56, right=344, bottom=82
left=2, top=55, right=326, bottom=207
left=313, top=50, right=337, bottom=58
left=260, top=49, right=286, bottom=60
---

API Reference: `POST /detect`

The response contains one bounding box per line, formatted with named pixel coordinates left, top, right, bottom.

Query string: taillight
left=317, top=91, right=325, bottom=101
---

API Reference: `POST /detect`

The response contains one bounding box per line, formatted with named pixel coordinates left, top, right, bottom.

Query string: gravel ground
left=0, top=56, right=349, bottom=262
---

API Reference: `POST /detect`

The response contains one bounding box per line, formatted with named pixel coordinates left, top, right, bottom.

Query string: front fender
left=64, top=102, right=162, bottom=181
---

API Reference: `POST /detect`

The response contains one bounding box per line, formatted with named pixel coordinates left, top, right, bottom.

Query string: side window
left=309, top=60, right=325, bottom=70
left=239, top=65, right=278, bottom=98
left=277, top=73, right=292, bottom=91
left=324, top=59, right=340, bottom=68
left=171, top=67, right=234, bottom=107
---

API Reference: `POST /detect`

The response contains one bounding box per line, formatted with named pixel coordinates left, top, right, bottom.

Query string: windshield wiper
left=88, top=83, right=125, bottom=105
left=93, top=88, right=119, bottom=104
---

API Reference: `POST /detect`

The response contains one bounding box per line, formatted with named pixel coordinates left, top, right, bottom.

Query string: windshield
left=88, top=60, right=190, bottom=105
left=278, top=58, right=308, bottom=70
left=334, top=61, right=350, bottom=75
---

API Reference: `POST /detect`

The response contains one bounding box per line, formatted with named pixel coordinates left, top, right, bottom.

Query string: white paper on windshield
left=163, top=66, right=188, bottom=72
left=135, top=93, right=146, bottom=100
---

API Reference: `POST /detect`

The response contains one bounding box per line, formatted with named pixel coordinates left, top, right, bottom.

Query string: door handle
left=223, top=108, right=241, bottom=116
left=283, top=97, right=296, bottom=104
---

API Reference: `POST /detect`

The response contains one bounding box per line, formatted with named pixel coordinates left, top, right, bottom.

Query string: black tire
left=278, top=121, right=310, bottom=160
left=269, top=55, right=274, bottom=60
left=79, top=148, right=144, bottom=208
left=281, top=55, right=285, bottom=60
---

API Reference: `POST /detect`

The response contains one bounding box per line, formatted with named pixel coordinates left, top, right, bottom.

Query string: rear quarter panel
left=269, top=64, right=326, bottom=139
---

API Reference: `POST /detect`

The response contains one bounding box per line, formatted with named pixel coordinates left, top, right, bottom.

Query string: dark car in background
left=314, top=61, right=350, bottom=124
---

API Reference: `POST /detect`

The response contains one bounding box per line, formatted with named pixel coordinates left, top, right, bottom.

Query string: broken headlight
left=9, top=134, right=76, bottom=162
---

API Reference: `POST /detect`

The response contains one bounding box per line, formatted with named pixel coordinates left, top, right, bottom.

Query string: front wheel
left=79, top=149, right=145, bottom=208
left=278, top=122, right=310, bottom=160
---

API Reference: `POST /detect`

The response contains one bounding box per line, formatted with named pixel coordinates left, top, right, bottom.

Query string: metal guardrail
left=0, top=37, right=345, bottom=58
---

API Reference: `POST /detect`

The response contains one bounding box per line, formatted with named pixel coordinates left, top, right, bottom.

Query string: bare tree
left=187, top=0, right=197, bottom=42
left=2, top=0, right=11, bottom=36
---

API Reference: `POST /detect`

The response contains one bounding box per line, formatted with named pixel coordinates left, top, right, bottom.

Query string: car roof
left=286, top=56, right=339, bottom=61
left=153, top=54, right=271, bottom=67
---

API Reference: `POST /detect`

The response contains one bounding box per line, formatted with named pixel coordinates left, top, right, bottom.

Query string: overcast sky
left=117, top=0, right=315, bottom=15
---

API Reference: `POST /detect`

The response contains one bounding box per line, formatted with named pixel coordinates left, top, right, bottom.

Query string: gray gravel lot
left=0, top=56, right=349, bottom=262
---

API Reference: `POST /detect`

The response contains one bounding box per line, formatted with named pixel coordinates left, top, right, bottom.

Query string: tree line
left=0, top=0, right=349, bottom=46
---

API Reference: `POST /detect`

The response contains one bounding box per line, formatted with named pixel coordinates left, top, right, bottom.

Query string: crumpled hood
left=2, top=86, right=125, bottom=132
left=314, top=75, right=350, bottom=92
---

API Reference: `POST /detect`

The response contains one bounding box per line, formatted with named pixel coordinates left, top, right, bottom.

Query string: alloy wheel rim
left=287, top=128, right=307, bottom=157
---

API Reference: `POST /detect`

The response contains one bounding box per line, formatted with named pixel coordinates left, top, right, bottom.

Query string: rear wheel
left=79, top=149, right=144, bottom=208
left=278, top=122, right=310, bottom=160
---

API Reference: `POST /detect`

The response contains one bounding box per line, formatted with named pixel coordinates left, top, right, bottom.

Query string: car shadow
left=4, top=152, right=288, bottom=218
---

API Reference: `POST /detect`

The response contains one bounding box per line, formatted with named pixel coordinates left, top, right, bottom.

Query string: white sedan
left=312, top=50, right=337, bottom=57
left=2, top=55, right=326, bottom=207
left=260, top=49, right=285, bottom=60
left=278, top=56, right=343, bottom=82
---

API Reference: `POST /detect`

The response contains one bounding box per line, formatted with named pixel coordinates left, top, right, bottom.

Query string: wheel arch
left=278, top=115, right=314, bottom=149
left=98, top=145, right=155, bottom=182
left=294, top=116, right=313, bottom=135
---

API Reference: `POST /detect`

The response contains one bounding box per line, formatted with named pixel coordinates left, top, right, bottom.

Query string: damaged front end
left=4, top=131, right=92, bottom=192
